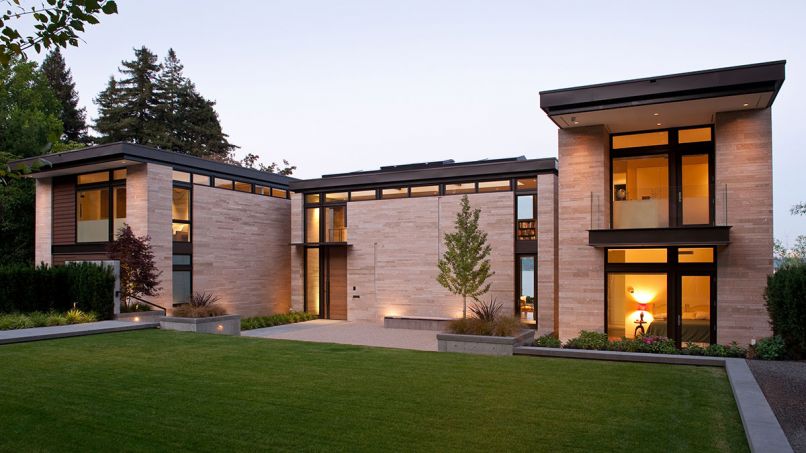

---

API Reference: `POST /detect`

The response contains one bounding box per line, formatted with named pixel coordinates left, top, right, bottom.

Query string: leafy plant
left=535, top=333, right=561, bottom=348
left=447, top=316, right=524, bottom=337
left=437, top=195, right=494, bottom=318
left=765, top=263, right=806, bottom=359
left=173, top=291, right=225, bottom=318
left=469, top=296, right=502, bottom=322
left=0, top=310, right=97, bottom=330
left=564, top=331, right=609, bottom=350
left=753, top=336, right=786, bottom=360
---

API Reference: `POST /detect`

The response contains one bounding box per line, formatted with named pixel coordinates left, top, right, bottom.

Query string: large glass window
left=324, top=206, right=347, bottom=242
left=681, top=275, right=711, bottom=344
left=305, top=248, right=320, bottom=316
left=517, top=195, right=536, bottom=240
left=518, top=256, right=535, bottom=325
left=612, top=155, right=669, bottom=228
left=77, top=188, right=110, bottom=242
left=172, top=271, right=191, bottom=305
left=113, top=187, right=126, bottom=238
left=607, top=273, right=668, bottom=340
left=681, top=154, right=710, bottom=225
left=305, top=208, right=320, bottom=242
left=172, top=187, right=191, bottom=242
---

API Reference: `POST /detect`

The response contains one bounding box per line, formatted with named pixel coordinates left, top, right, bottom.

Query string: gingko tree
left=107, top=224, right=161, bottom=307
left=437, top=195, right=494, bottom=318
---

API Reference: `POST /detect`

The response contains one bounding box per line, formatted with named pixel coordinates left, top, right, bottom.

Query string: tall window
left=172, top=254, right=192, bottom=306
left=172, top=187, right=191, bottom=242
left=516, top=195, right=536, bottom=240
left=612, top=155, right=669, bottom=229
left=76, top=170, right=126, bottom=242
left=517, top=256, right=536, bottom=325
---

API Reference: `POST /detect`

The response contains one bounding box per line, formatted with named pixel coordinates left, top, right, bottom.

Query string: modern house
left=13, top=60, right=785, bottom=346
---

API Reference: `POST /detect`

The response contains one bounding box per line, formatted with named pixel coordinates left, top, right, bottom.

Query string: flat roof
left=10, top=142, right=297, bottom=187
left=290, top=156, right=557, bottom=192
left=539, top=60, right=786, bottom=117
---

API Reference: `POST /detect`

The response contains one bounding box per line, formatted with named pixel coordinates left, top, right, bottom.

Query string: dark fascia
left=9, top=142, right=298, bottom=187
left=539, top=60, right=786, bottom=117
left=290, top=157, right=558, bottom=192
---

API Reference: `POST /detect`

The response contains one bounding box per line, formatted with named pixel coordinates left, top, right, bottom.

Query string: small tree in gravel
left=437, top=195, right=494, bottom=318
left=108, top=225, right=161, bottom=307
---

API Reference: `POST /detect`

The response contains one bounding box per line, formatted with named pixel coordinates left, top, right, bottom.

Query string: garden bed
left=0, top=310, right=98, bottom=331
left=116, top=310, right=164, bottom=323
left=158, top=315, right=240, bottom=335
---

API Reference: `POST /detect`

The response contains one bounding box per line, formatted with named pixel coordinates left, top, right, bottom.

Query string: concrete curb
left=514, top=346, right=726, bottom=366
left=0, top=321, right=159, bottom=345
left=725, top=359, right=793, bottom=453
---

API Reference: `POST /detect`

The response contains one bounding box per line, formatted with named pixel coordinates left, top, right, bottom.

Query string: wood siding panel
left=52, top=176, right=75, bottom=245
left=328, top=249, right=348, bottom=320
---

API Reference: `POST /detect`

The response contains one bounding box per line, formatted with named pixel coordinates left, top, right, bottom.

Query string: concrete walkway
left=242, top=320, right=438, bottom=351
left=0, top=320, right=158, bottom=345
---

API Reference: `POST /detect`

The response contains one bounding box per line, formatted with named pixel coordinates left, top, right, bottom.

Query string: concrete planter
left=116, top=310, right=165, bottom=324
left=384, top=316, right=455, bottom=331
left=158, top=315, right=241, bottom=336
left=437, top=329, right=534, bottom=356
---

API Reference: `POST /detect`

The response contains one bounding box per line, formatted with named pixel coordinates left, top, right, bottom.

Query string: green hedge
left=765, top=263, right=806, bottom=359
left=241, top=312, right=317, bottom=331
left=0, top=263, right=115, bottom=319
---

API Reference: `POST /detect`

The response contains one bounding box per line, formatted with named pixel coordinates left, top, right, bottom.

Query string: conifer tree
left=437, top=195, right=494, bottom=318
left=41, top=49, right=87, bottom=142
left=94, top=46, right=162, bottom=144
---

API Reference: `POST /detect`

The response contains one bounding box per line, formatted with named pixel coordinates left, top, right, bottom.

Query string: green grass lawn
left=0, top=330, right=747, bottom=452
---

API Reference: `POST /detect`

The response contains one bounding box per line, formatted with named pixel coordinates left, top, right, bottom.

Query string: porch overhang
left=588, top=226, right=731, bottom=248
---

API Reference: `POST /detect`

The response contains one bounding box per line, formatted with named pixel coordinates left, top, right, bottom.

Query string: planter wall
left=159, top=315, right=241, bottom=336
left=116, top=310, right=165, bottom=324
left=384, top=316, right=454, bottom=331
left=437, top=329, right=534, bottom=356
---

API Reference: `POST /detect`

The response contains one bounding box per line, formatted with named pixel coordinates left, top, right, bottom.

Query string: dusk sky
left=39, top=0, right=805, bottom=244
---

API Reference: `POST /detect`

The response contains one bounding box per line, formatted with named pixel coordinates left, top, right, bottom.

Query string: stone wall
left=346, top=192, right=515, bottom=322
left=290, top=192, right=304, bottom=312
left=715, top=109, right=774, bottom=344
left=193, top=184, right=291, bottom=317
left=126, top=163, right=174, bottom=311
left=34, top=177, right=52, bottom=265
left=556, top=125, right=610, bottom=340
left=537, top=173, right=558, bottom=335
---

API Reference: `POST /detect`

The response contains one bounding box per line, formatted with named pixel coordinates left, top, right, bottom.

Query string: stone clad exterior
left=537, top=173, right=558, bottom=334
left=193, top=184, right=291, bottom=317
left=34, top=178, right=52, bottom=265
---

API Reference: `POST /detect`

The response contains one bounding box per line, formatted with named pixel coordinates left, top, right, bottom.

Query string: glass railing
left=590, top=184, right=729, bottom=229
left=326, top=228, right=348, bottom=242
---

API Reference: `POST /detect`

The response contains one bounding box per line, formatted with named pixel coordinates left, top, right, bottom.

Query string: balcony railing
left=590, top=184, right=729, bottom=230
left=326, top=227, right=348, bottom=242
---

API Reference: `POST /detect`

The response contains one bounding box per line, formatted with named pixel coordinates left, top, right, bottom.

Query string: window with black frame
left=76, top=169, right=126, bottom=242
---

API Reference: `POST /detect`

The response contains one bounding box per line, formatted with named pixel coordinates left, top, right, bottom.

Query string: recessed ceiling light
left=573, top=121, right=579, bottom=125
left=653, top=113, right=660, bottom=116
left=743, top=103, right=750, bottom=107
left=656, top=123, right=662, bottom=126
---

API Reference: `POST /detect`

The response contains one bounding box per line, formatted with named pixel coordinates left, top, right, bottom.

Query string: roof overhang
left=291, top=157, right=558, bottom=192
left=540, top=60, right=785, bottom=133
left=9, top=142, right=297, bottom=187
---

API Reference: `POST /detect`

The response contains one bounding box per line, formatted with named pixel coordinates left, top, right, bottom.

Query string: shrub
left=754, top=336, right=786, bottom=360
left=608, top=336, right=677, bottom=354
left=0, top=263, right=115, bottom=319
left=120, top=302, right=153, bottom=313
left=765, top=263, right=806, bottom=359
left=0, top=311, right=98, bottom=330
left=492, top=316, right=522, bottom=337
left=469, top=297, right=502, bottom=322
left=446, top=316, right=524, bottom=337
left=564, top=331, right=609, bottom=350
left=534, top=333, right=561, bottom=348
left=173, top=291, right=226, bottom=318
left=241, top=311, right=318, bottom=330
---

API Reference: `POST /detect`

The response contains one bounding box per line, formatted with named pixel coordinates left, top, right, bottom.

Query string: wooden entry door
left=324, top=248, right=348, bottom=320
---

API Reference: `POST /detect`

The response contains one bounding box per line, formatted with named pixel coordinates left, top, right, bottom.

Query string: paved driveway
left=242, top=320, right=438, bottom=351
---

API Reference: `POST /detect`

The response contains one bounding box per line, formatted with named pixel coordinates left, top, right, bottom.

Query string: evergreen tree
left=41, top=49, right=87, bottom=142
left=94, top=46, right=162, bottom=144
left=437, top=195, right=495, bottom=318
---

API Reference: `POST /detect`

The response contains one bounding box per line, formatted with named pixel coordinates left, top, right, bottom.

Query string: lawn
left=0, top=330, right=747, bottom=452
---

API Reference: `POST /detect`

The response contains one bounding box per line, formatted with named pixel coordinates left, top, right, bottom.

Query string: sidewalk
left=0, top=321, right=158, bottom=345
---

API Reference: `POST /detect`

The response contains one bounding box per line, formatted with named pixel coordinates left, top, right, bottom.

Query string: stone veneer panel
left=557, top=125, right=610, bottom=341
left=193, top=185, right=291, bottom=317
left=346, top=192, right=514, bottom=322
left=126, top=163, right=174, bottom=311
left=290, top=192, right=304, bottom=312
left=715, top=109, right=774, bottom=345
left=35, top=178, right=52, bottom=265
left=537, top=173, right=558, bottom=335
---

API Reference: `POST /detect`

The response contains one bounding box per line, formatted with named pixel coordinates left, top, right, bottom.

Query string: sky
left=37, top=0, right=805, bottom=244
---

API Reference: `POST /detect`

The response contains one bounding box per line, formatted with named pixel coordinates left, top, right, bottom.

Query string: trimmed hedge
left=765, top=263, right=806, bottom=359
left=241, top=311, right=317, bottom=331
left=0, top=263, right=115, bottom=319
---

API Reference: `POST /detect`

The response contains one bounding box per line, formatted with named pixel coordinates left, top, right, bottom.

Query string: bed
left=646, top=319, right=711, bottom=343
